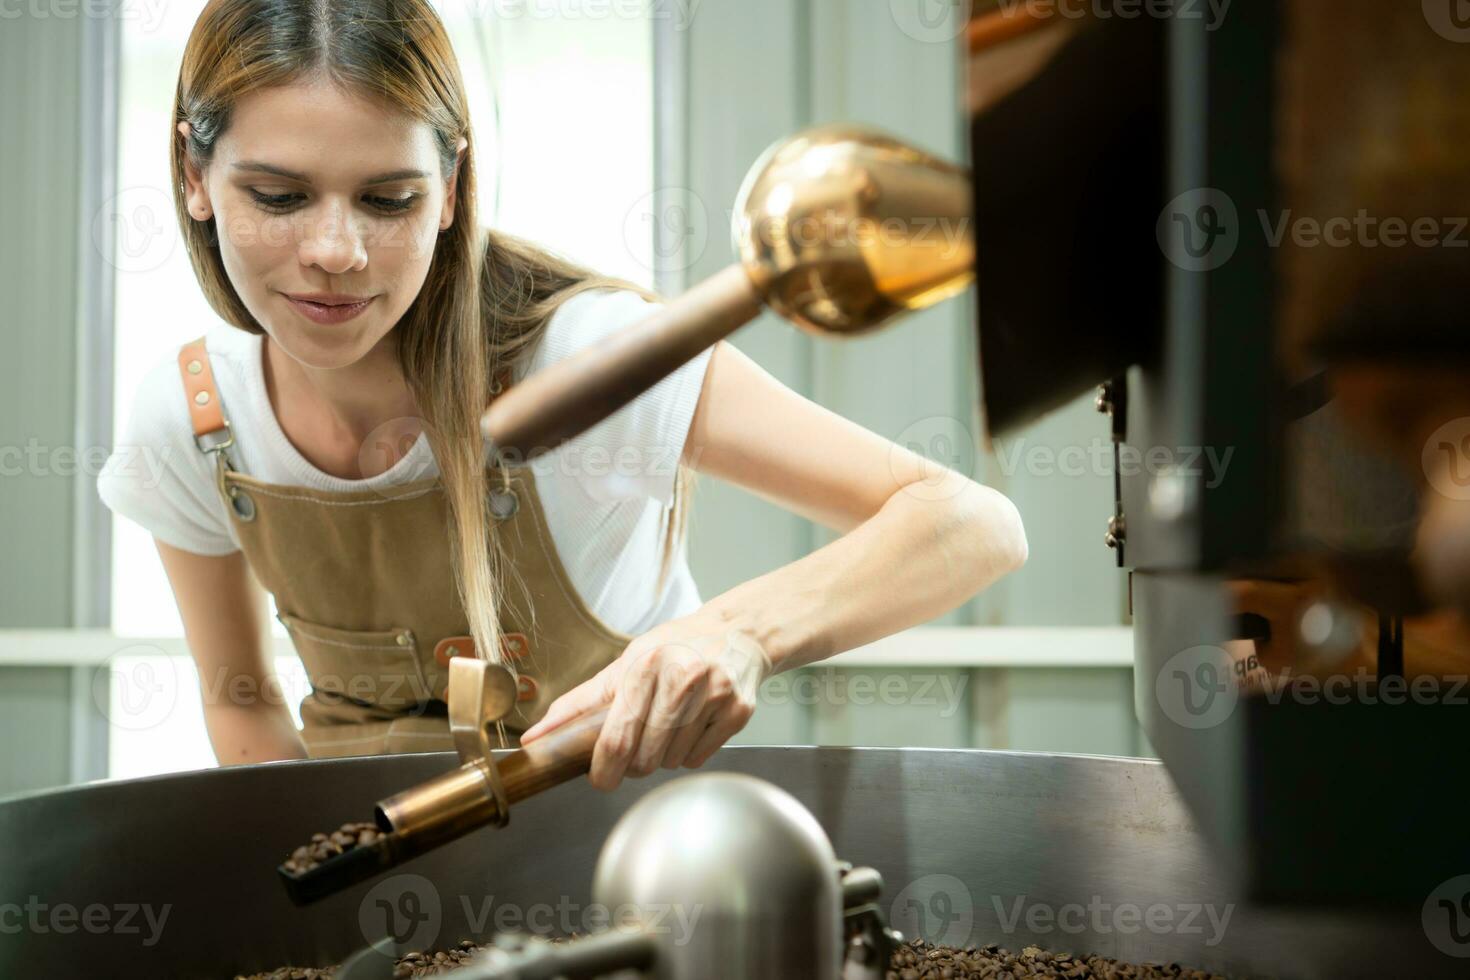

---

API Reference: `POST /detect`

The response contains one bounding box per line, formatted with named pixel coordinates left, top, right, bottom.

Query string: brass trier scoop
left=277, top=658, right=609, bottom=905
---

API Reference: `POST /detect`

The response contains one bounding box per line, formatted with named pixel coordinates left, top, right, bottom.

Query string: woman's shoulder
left=96, top=329, right=257, bottom=555
left=115, top=329, right=257, bottom=448
left=525, top=287, right=661, bottom=377
left=522, top=285, right=712, bottom=508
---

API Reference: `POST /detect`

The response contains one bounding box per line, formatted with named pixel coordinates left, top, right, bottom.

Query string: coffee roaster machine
left=3, top=2, right=1468, bottom=977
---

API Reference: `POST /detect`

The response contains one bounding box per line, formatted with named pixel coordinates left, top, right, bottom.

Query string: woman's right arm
left=155, top=539, right=308, bottom=763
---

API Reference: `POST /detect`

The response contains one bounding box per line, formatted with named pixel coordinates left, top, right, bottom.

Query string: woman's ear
left=176, top=121, right=212, bottom=222
left=440, top=136, right=469, bottom=232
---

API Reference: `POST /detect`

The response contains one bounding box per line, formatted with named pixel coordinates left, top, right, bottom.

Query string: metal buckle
left=194, top=420, right=235, bottom=456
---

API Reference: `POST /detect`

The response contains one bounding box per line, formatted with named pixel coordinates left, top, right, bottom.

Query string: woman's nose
left=297, top=202, right=368, bottom=275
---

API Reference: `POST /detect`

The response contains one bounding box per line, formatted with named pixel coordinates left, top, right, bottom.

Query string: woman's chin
left=269, top=322, right=377, bottom=371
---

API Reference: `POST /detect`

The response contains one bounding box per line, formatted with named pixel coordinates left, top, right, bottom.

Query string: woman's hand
left=518, top=616, right=772, bottom=790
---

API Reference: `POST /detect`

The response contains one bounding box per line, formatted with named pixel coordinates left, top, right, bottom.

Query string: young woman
left=98, top=0, right=1027, bottom=791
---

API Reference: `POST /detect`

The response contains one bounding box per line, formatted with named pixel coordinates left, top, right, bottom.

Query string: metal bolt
left=187, top=359, right=203, bottom=375
left=1104, top=514, right=1126, bottom=549
left=194, top=390, right=210, bottom=406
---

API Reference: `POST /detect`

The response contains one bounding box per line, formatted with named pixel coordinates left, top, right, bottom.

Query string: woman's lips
left=284, top=294, right=376, bottom=325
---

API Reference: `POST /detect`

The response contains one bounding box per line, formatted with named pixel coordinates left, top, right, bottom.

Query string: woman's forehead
left=222, top=80, right=440, bottom=179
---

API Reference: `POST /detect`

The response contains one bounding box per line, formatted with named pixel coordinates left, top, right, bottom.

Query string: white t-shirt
left=97, top=288, right=713, bottom=637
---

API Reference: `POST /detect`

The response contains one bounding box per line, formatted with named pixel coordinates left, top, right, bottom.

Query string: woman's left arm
left=520, top=340, right=1028, bottom=788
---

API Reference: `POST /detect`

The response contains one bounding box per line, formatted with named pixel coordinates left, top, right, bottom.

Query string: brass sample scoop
left=480, top=124, right=974, bottom=462
left=277, top=659, right=608, bottom=905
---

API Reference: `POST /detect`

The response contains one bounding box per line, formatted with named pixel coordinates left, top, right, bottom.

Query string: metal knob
left=591, top=772, right=845, bottom=980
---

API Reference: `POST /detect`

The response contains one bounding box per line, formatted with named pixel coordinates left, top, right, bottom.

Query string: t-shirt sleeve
left=520, top=288, right=713, bottom=507
left=96, top=351, right=239, bottom=556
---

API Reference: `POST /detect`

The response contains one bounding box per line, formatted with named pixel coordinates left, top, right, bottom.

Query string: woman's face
left=179, top=78, right=464, bottom=371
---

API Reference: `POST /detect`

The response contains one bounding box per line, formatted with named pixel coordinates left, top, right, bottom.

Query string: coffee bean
left=280, top=821, right=382, bottom=874
left=243, top=934, right=1234, bottom=978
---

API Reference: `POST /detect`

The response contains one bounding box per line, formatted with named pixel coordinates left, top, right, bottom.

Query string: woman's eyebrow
left=231, top=161, right=432, bottom=185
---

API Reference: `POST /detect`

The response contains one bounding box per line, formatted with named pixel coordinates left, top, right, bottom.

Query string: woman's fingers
left=683, top=696, right=756, bottom=769
left=632, top=659, right=709, bottom=775
left=589, top=651, right=659, bottom=790
left=520, top=663, right=614, bottom=742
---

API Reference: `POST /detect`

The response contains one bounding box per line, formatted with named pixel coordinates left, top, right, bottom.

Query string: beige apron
left=176, top=337, right=631, bottom=758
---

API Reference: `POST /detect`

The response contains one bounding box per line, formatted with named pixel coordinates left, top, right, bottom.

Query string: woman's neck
left=262, top=332, right=424, bottom=479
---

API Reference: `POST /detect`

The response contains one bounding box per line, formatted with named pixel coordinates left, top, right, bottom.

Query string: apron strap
left=177, top=336, right=235, bottom=456
left=177, top=336, right=245, bottom=510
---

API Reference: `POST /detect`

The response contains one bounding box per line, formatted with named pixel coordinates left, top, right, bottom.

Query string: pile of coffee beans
left=237, top=938, right=528, bottom=979
left=243, top=936, right=1229, bottom=979
left=281, top=821, right=383, bottom=875
left=888, top=938, right=1229, bottom=979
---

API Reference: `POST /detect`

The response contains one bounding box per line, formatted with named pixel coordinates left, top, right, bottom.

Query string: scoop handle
left=481, top=264, right=762, bottom=462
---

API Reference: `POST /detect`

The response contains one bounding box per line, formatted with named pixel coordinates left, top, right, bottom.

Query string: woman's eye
left=366, top=194, right=419, bottom=215
left=244, top=189, right=420, bottom=215
left=248, top=189, right=302, bottom=212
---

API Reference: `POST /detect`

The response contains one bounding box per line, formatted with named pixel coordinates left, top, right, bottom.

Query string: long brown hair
left=171, top=0, right=695, bottom=666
